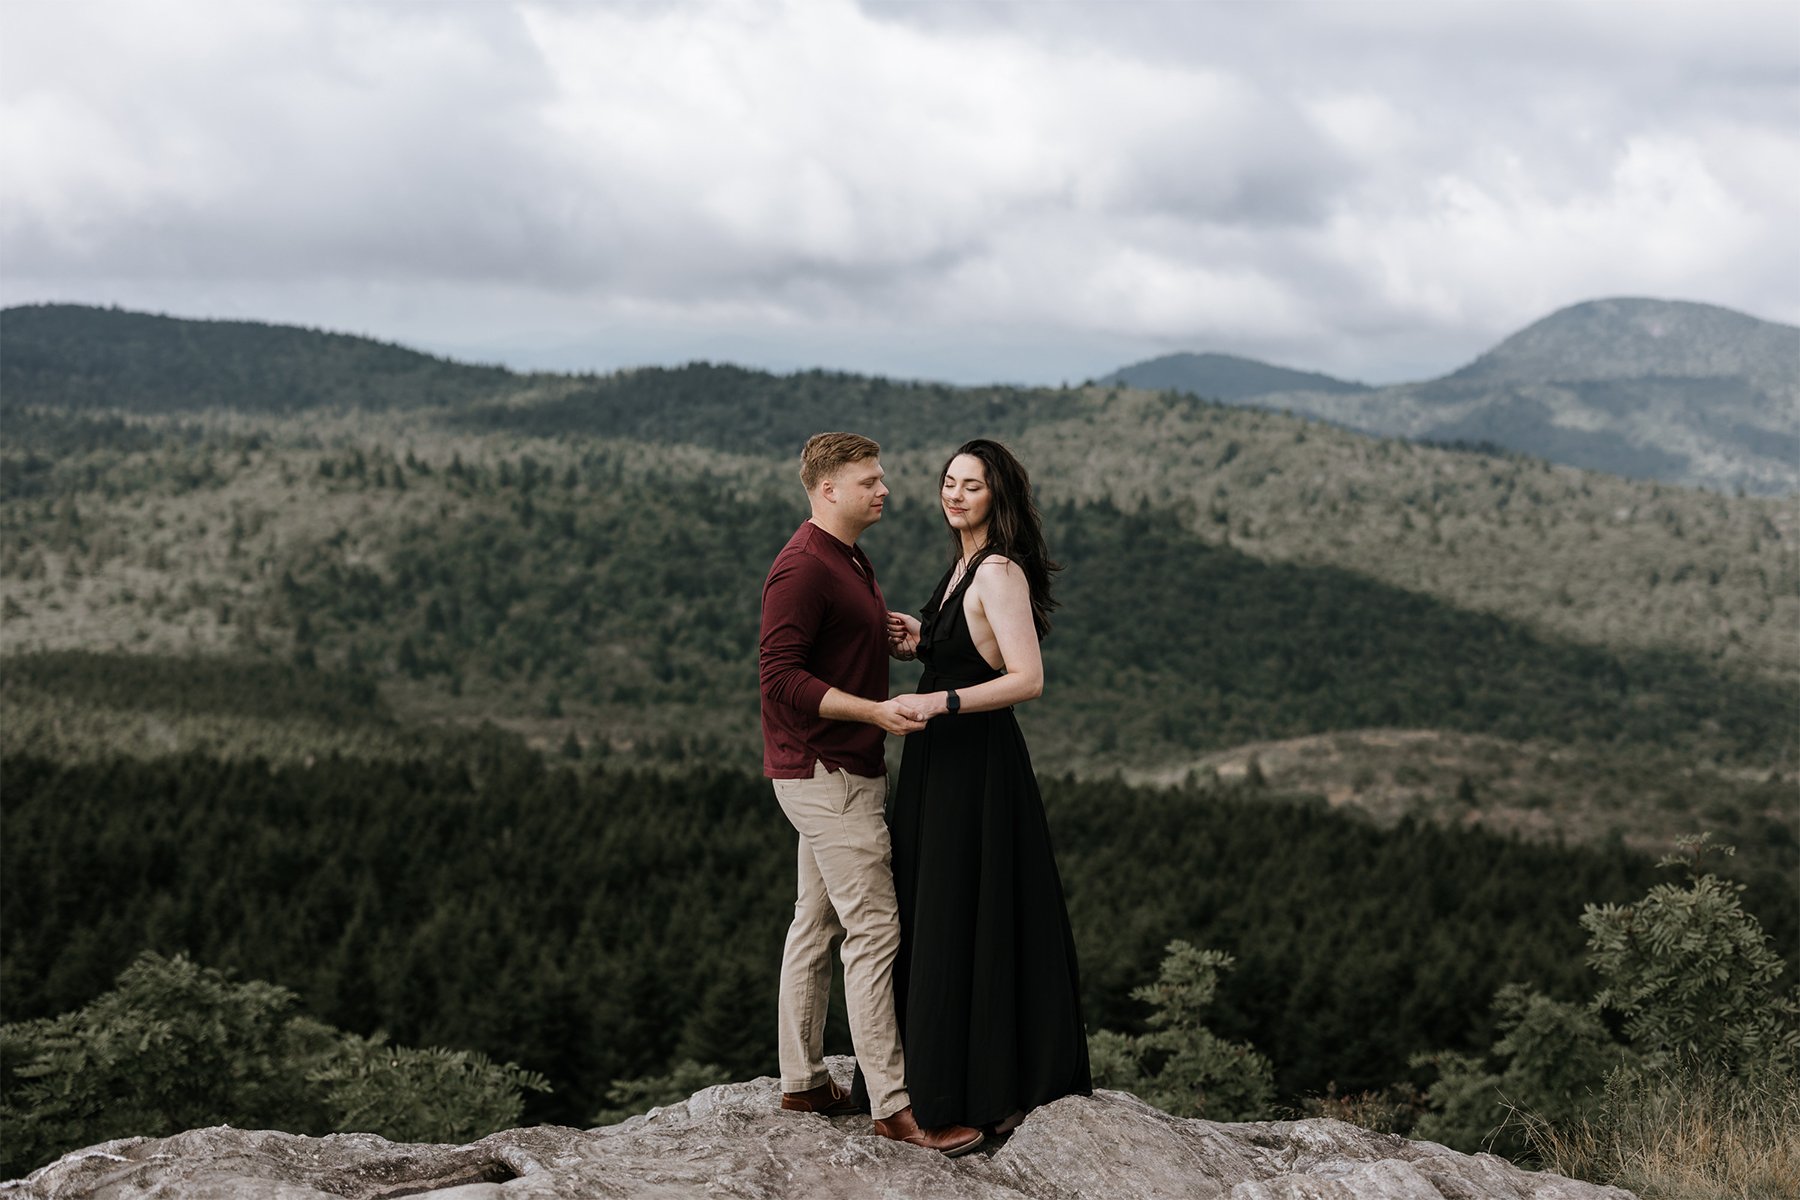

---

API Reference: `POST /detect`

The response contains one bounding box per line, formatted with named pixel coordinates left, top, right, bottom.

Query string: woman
left=885, top=438, right=1091, bottom=1137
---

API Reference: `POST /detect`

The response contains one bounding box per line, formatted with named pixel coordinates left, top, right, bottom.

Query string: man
left=759, top=432, right=984, bottom=1158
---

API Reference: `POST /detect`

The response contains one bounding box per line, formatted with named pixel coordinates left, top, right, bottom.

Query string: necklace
left=949, top=541, right=987, bottom=592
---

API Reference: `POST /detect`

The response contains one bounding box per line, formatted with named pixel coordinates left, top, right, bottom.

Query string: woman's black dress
left=889, top=552, right=1091, bottom=1129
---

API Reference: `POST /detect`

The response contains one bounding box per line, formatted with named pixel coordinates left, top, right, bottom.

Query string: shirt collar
left=804, top=521, right=874, bottom=580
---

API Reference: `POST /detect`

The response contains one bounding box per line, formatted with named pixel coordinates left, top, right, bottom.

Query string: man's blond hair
left=800, top=432, right=881, bottom=491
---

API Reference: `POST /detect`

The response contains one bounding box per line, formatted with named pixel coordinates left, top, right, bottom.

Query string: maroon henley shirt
left=759, top=521, right=889, bottom=778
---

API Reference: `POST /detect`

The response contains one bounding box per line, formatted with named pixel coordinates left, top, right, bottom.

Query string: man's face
left=825, top=456, right=889, bottom=530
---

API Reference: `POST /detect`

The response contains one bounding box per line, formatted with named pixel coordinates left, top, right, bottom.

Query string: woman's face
left=941, top=453, right=992, bottom=538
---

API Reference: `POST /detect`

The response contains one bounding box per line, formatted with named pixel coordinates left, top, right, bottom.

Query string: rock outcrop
left=5, top=1059, right=1634, bottom=1200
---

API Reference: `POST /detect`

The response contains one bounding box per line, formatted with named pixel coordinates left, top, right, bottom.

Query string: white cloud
left=2, top=0, right=1796, bottom=384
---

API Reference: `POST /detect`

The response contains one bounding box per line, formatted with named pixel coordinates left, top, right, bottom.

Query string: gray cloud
left=2, top=0, right=1796, bottom=385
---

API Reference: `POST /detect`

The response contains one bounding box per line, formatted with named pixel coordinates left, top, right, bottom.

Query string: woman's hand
left=889, top=691, right=948, bottom=720
left=887, top=611, right=921, bottom=661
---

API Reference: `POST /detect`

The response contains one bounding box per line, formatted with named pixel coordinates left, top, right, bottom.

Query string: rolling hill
left=3, top=303, right=1796, bottom=1157
left=1103, top=299, right=1800, bottom=496
left=0, top=303, right=527, bottom=414
left=2, top=304, right=1794, bottom=858
left=1101, top=352, right=1371, bottom=401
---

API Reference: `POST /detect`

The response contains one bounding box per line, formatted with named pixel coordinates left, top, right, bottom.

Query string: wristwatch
left=945, top=688, right=960, bottom=715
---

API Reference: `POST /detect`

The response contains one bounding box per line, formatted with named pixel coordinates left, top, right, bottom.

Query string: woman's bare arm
left=893, top=557, right=1042, bottom=717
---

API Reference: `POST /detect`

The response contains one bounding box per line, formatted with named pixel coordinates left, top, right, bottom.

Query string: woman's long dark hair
left=941, top=438, right=1061, bottom=638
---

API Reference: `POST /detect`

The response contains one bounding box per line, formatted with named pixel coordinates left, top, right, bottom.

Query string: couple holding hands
left=759, top=432, right=1091, bottom=1157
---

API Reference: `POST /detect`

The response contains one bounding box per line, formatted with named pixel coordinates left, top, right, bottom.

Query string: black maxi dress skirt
left=888, top=554, right=1091, bottom=1129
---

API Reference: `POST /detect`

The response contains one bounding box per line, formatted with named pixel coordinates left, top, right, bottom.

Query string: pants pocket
left=831, top=765, right=855, bottom=815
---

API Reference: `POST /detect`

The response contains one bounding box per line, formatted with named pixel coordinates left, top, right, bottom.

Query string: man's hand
left=888, top=692, right=945, bottom=721
left=887, top=611, right=921, bottom=661
left=820, top=687, right=930, bottom=733
left=871, top=697, right=929, bottom=735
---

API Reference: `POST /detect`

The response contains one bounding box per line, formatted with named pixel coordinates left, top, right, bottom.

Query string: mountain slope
left=1449, top=297, right=1800, bottom=390
left=1000, top=387, right=1798, bottom=685
left=1118, top=299, right=1800, bottom=495
left=2, top=316, right=1795, bottom=986
left=1101, top=351, right=1371, bottom=400
left=446, top=362, right=1089, bottom=455
left=11, top=298, right=1794, bottom=492
left=4, top=409, right=1793, bottom=774
left=0, top=303, right=528, bottom=414
left=3, top=307, right=1794, bottom=685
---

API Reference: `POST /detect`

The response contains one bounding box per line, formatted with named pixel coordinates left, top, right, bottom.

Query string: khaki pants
left=771, top=761, right=910, bottom=1120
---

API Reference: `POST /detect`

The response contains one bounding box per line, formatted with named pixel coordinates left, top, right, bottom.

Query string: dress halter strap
left=949, top=546, right=1001, bottom=598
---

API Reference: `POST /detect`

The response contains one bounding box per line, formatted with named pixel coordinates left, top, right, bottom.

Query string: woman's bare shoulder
left=970, top=554, right=1029, bottom=602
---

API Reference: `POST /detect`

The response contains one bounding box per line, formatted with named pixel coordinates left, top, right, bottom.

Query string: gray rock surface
left=4, top=1059, right=1635, bottom=1200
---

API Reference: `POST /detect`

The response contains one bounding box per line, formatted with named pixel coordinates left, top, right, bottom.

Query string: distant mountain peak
left=1092, top=296, right=1797, bottom=494
left=1102, top=352, right=1370, bottom=402
left=1447, top=297, right=1800, bottom=387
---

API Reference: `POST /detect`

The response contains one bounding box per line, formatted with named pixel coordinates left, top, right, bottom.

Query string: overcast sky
left=3, top=0, right=1797, bottom=386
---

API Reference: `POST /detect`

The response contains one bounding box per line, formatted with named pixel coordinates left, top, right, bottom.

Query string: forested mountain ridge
left=1126, top=298, right=1799, bottom=495
left=1449, top=297, right=1800, bottom=390
left=11, top=297, right=1797, bottom=495
left=2, top=306, right=1795, bottom=818
left=992, top=390, right=1797, bottom=685
left=2, top=416, right=1793, bottom=875
left=4, top=307, right=1795, bottom=678
left=1, top=302, right=1083, bottom=449
left=4, top=304, right=1797, bottom=1178
left=0, top=303, right=531, bottom=414
left=1102, top=351, right=1371, bottom=400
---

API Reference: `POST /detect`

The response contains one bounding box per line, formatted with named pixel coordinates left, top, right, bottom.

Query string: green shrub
left=1414, top=834, right=1800, bottom=1176
left=1, top=952, right=331, bottom=1176
left=1412, top=985, right=1629, bottom=1155
left=307, top=1034, right=549, bottom=1144
left=1, top=952, right=548, bottom=1179
left=590, top=1060, right=732, bottom=1126
left=1089, top=941, right=1274, bottom=1121
left=1582, top=835, right=1800, bottom=1074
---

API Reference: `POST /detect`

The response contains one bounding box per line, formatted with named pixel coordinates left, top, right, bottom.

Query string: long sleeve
left=760, top=554, right=834, bottom=716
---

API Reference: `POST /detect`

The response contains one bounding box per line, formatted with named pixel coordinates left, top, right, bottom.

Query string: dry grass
left=1293, top=1081, right=1428, bottom=1136
left=1517, top=1067, right=1800, bottom=1200
left=0, top=687, right=444, bottom=766
left=1123, top=728, right=1795, bottom=861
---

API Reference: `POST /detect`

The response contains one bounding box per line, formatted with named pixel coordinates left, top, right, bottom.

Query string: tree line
left=1, top=304, right=520, bottom=415
left=255, top=465, right=1794, bottom=773
left=7, top=737, right=1793, bottom=1141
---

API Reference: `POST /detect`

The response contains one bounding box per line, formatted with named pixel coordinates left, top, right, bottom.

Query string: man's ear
left=817, top=477, right=836, bottom=504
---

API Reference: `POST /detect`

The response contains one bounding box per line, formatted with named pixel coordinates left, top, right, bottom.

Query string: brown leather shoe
left=873, top=1105, right=984, bottom=1157
left=780, top=1078, right=867, bottom=1115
